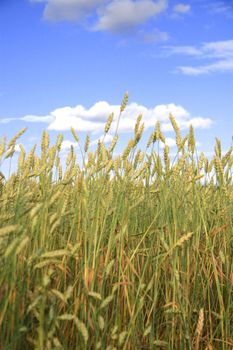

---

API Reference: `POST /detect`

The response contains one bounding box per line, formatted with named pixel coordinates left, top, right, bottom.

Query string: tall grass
left=0, top=95, right=233, bottom=349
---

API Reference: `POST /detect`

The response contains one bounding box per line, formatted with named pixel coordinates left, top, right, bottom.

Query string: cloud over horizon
left=0, top=100, right=213, bottom=135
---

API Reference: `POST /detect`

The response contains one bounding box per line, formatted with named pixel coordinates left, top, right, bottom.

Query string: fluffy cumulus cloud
left=60, top=140, right=78, bottom=150
left=94, top=0, right=168, bottom=33
left=46, top=101, right=201, bottom=133
left=32, top=0, right=104, bottom=22
left=47, top=102, right=119, bottom=132
left=1, top=101, right=213, bottom=138
left=31, top=0, right=168, bottom=33
left=164, top=39, right=233, bottom=75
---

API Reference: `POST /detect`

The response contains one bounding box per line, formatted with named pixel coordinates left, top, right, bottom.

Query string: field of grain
left=0, top=96, right=232, bottom=349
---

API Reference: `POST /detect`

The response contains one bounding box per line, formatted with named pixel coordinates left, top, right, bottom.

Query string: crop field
left=0, top=97, right=232, bottom=350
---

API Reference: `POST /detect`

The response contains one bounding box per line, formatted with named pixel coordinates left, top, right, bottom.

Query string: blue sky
left=0, top=0, right=233, bottom=173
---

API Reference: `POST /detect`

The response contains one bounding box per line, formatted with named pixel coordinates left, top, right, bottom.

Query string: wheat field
left=0, top=95, right=233, bottom=349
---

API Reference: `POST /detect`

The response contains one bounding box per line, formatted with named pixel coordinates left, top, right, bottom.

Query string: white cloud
left=159, top=137, right=176, bottom=148
left=0, top=118, right=15, bottom=124
left=47, top=102, right=119, bottom=132
left=36, top=0, right=104, bottom=22
left=1, top=100, right=212, bottom=134
left=161, top=116, right=212, bottom=131
left=163, top=45, right=202, bottom=56
left=31, top=0, right=168, bottom=33
left=22, top=115, right=54, bottom=123
left=165, top=137, right=176, bottom=147
left=159, top=138, right=203, bottom=149
left=90, top=133, right=114, bottom=146
left=178, top=59, right=233, bottom=75
left=0, top=115, right=53, bottom=124
left=15, top=144, right=22, bottom=153
left=165, top=40, right=233, bottom=59
left=164, top=39, right=233, bottom=75
left=61, top=140, right=78, bottom=151
left=173, top=3, right=190, bottom=14
left=206, top=1, right=233, bottom=18
left=203, top=40, right=233, bottom=59
left=184, top=117, right=212, bottom=129
left=94, top=0, right=167, bottom=33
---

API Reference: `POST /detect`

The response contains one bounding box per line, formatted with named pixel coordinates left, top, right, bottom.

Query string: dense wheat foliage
left=0, top=96, right=233, bottom=350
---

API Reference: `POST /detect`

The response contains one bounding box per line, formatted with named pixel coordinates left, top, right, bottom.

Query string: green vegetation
left=0, top=95, right=232, bottom=349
